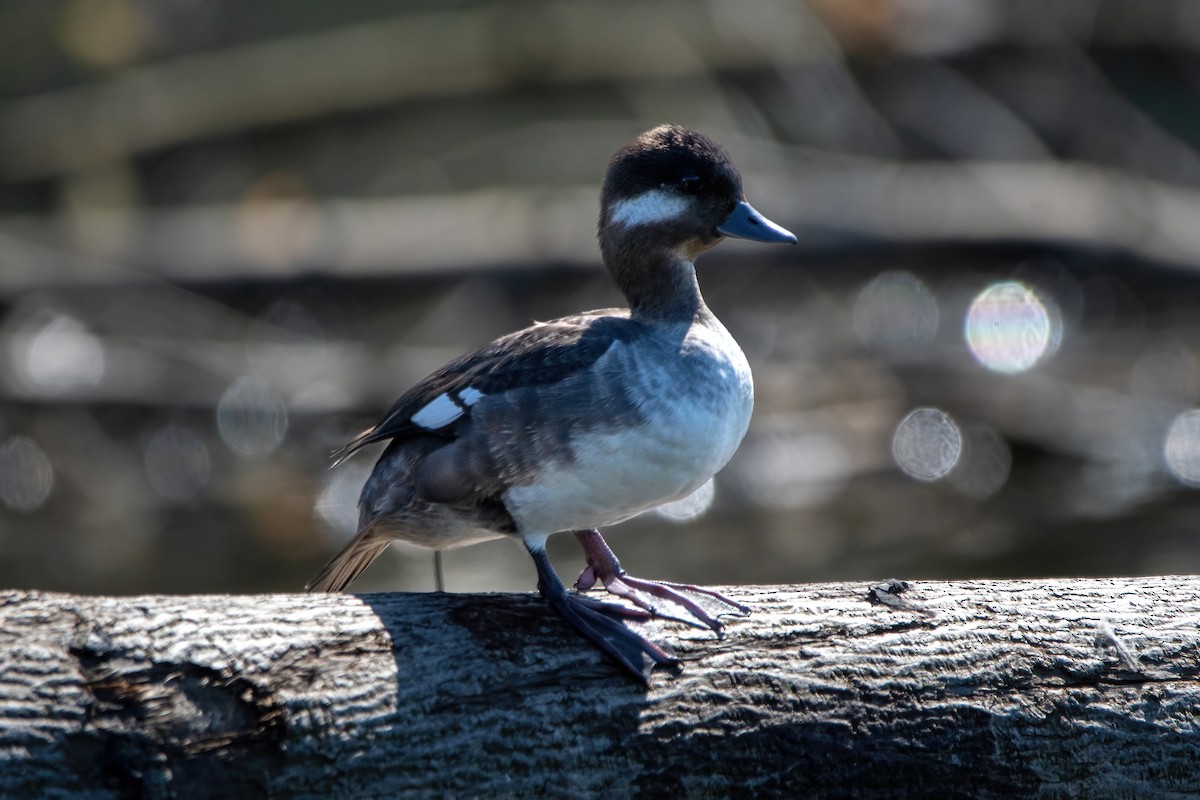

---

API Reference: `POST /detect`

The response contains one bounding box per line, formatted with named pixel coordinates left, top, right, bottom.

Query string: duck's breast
left=501, top=319, right=753, bottom=535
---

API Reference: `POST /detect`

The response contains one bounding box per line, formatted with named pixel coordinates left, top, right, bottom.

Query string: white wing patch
left=610, top=190, right=689, bottom=228
left=411, top=393, right=464, bottom=430
left=458, top=386, right=485, bottom=406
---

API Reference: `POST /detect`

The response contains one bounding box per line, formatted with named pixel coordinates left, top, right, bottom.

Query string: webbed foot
left=528, top=544, right=678, bottom=683
left=572, top=529, right=750, bottom=635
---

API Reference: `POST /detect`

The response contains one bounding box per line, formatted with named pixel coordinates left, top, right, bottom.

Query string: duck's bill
left=716, top=200, right=797, bottom=245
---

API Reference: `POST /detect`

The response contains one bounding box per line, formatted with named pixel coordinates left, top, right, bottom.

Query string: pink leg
left=572, top=529, right=750, bottom=634
left=529, top=542, right=677, bottom=683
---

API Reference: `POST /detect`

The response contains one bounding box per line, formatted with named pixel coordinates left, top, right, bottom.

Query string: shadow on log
left=1, top=577, right=1197, bottom=798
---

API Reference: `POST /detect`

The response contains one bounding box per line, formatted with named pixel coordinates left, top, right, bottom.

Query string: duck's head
left=598, top=125, right=796, bottom=316
left=600, top=125, right=796, bottom=257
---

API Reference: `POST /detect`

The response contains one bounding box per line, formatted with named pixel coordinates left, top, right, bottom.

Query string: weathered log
left=0, top=577, right=1196, bottom=798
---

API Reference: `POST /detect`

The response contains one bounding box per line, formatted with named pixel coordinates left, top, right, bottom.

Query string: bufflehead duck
left=308, top=125, right=796, bottom=682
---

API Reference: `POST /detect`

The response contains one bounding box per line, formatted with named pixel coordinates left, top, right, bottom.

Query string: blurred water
left=0, top=249, right=1197, bottom=596
left=0, top=436, right=54, bottom=513
left=3, top=1, right=1200, bottom=596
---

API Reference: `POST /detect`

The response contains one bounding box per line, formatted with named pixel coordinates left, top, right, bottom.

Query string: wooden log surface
left=0, top=577, right=1197, bottom=799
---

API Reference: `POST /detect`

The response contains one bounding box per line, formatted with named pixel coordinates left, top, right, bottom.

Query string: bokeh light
left=946, top=424, right=1012, bottom=499
left=236, top=173, right=321, bottom=267
left=315, top=460, right=373, bottom=543
left=1164, top=410, right=1200, bottom=487
left=964, top=281, right=1058, bottom=374
left=244, top=297, right=352, bottom=412
left=58, top=0, right=147, bottom=69
left=893, top=407, right=962, bottom=482
left=0, top=436, right=55, bottom=513
left=216, top=377, right=289, bottom=457
left=143, top=424, right=210, bottom=502
left=654, top=478, right=716, bottom=523
left=734, top=431, right=851, bottom=510
left=853, top=271, right=939, bottom=351
left=13, top=312, right=106, bottom=395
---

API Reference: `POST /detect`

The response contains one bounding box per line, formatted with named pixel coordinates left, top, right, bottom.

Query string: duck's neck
left=602, top=234, right=707, bottom=323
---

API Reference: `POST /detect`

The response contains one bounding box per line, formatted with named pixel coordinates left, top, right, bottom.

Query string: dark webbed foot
left=573, top=529, right=750, bottom=635
left=527, top=544, right=679, bottom=683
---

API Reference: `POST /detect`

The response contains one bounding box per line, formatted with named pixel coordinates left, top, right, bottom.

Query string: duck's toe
left=546, top=590, right=680, bottom=683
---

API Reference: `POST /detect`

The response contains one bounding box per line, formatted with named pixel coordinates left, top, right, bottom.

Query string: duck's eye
left=679, top=174, right=704, bottom=193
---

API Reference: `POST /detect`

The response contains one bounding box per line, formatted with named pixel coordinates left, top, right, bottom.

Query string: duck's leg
left=572, top=528, right=750, bottom=634
left=527, top=541, right=679, bottom=683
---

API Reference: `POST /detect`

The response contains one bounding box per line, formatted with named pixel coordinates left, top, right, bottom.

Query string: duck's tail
left=306, top=523, right=392, bottom=593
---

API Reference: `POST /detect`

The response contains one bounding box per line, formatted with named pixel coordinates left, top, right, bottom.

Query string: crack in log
left=65, top=638, right=287, bottom=798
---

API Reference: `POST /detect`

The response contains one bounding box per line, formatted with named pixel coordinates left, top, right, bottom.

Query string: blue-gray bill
left=716, top=200, right=797, bottom=245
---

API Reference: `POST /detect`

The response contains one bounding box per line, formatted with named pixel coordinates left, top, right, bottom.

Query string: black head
left=598, top=125, right=795, bottom=319
left=600, top=125, right=795, bottom=260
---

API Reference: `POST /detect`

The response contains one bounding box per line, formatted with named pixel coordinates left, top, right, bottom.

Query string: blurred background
left=4, top=0, right=1200, bottom=595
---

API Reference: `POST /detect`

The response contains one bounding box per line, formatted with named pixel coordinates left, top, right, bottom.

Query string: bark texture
left=0, top=577, right=1197, bottom=799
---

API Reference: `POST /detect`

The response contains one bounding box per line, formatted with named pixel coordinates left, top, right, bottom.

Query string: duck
left=308, top=124, right=797, bottom=682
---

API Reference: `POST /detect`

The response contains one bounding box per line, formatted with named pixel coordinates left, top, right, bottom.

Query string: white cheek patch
left=411, top=393, right=464, bottom=430
left=457, top=387, right=485, bottom=406
left=610, top=190, right=689, bottom=228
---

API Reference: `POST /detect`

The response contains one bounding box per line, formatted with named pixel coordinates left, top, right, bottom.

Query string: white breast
left=504, top=321, right=753, bottom=536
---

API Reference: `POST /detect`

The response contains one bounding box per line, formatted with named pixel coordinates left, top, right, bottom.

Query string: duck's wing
left=333, top=310, right=634, bottom=465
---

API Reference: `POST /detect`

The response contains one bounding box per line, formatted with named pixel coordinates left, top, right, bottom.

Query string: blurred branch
left=757, top=158, right=1200, bottom=268
left=0, top=0, right=821, bottom=180
left=812, top=0, right=1200, bottom=55
left=0, top=187, right=599, bottom=290
left=6, top=158, right=1200, bottom=292
left=6, top=0, right=1200, bottom=181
